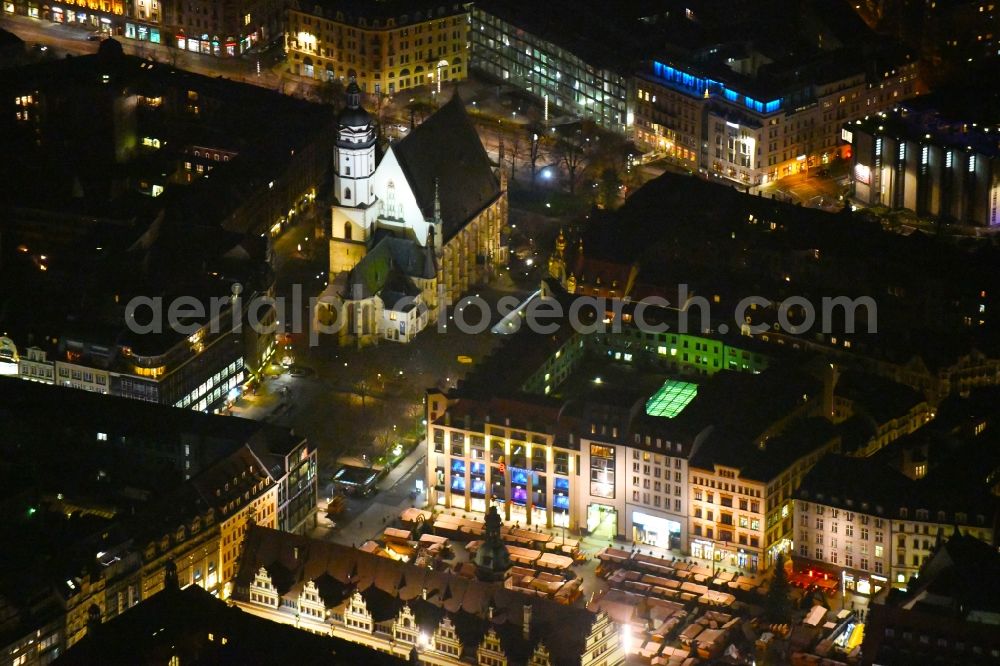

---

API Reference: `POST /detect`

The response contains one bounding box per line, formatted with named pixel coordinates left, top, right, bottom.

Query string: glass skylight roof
left=645, top=379, right=698, bottom=418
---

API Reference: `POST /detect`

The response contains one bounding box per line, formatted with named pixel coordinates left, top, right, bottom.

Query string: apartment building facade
left=794, top=455, right=996, bottom=598
left=285, top=1, right=468, bottom=95
left=688, top=419, right=839, bottom=573
left=633, top=57, right=919, bottom=186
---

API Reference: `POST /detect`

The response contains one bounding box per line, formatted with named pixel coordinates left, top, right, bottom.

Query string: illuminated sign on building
left=841, top=128, right=853, bottom=144
left=854, top=163, right=871, bottom=185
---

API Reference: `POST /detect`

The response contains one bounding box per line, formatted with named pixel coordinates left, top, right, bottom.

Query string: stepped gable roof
left=58, top=584, right=402, bottom=665
left=392, top=93, right=500, bottom=241
left=235, top=525, right=603, bottom=666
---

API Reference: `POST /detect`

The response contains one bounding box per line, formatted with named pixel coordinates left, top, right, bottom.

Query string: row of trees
left=500, top=119, right=642, bottom=208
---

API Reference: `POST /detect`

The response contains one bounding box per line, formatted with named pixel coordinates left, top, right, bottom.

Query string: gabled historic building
left=233, top=525, right=624, bottom=666
left=322, top=81, right=507, bottom=346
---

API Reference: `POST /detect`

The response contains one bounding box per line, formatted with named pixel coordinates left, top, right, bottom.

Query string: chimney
left=422, top=587, right=428, bottom=600
left=487, top=602, right=494, bottom=620
left=522, top=603, right=532, bottom=639
left=293, top=546, right=300, bottom=561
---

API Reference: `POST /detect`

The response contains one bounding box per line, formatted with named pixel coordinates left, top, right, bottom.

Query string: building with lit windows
left=690, top=417, right=840, bottom=571
left=795, top=454, right=996, bottom=599
left=861, top=532, right=1000, bottom=666
left=232, top=525, right=625, bottom=666
left=169, top=0, right=284, bottom=56
left=0, top=43, right=335, bottom=410
left=285, top=0, right=468, bottom=94
left=633, top=53, right=918, bottom=186
left=851, top=0, right=1000, bottom=79
left=0, top=378, right=316, bottom=666
left=60, top=580, right=404, bottom=666
left=426, top=286, right=775, bottom=552
left=846, top=103, right=1000, bottom=227
left=322, top=85, right=505, bottom=346
left=2, top=0, right=163, bottom=46
left=469, top=0, right=633, bottom=133
left=17, top=345, right=55, bottom=384
left=682, top=365, right=839, bottom=573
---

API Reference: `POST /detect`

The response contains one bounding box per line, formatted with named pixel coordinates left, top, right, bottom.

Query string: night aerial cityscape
left=2, top=0, right=1000, bottom=665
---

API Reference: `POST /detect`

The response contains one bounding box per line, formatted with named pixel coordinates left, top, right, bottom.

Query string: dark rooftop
left=693, top=416, right=840, bottom=482
left=234, top=525, right=609, bottom=666
left=0, top=377, right=290, bottom=453
left=290, top=0, right=466, bottom=24
left=850, top=105, right=1000, bottom=159
left=676, top=365, right=822, bottom=444
left=834, top=370, right=926, bottom=424
left=392, top=93, right=501, bottom=241
left=59, top=584, right=403, bottom=665
left=795, top=453, right=913, bottom=512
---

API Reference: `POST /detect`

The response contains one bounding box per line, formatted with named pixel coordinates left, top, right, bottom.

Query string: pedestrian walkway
left=228, top=371, right=287, bottom=421
left=317, top=443, right=427, bottom=547
left=375, top=443, right=426, bottom=493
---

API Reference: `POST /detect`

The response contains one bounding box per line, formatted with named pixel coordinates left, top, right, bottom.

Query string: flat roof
left=333, top=465, right=379, bottom=487
left=645, top=379, right=698, bottom=418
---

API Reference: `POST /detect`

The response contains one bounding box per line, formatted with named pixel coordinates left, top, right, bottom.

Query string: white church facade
left=320, top=80, right=507, bottom=346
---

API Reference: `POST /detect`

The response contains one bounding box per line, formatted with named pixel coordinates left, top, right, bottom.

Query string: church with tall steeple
left=321, top=79, right=507, bottom=346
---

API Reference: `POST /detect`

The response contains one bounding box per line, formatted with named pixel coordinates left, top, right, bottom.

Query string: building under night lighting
left=846, top=103, right=1000, bottom=227
left=284, top=0, right=468, bottom=94
left=232, top=525, right=625, bottom=666
left=0, top=378, right=317, bottom=665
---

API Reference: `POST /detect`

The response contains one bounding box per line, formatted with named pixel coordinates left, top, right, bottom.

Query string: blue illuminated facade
left=651, top=61, right=783, bottom=114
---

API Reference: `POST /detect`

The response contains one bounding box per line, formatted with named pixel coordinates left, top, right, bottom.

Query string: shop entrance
left=632, top=511, right=681, bottom=550
left=587, top=504, right=618, bottom=539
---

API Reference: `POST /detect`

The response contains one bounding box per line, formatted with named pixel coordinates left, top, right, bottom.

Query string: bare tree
left=507, top=131, right=523, bottom=181
left=405, top=98, right=436, bottom=129
left=555, top=129, right=587, bottom=195
left=316, top=77, right=345, bottom=108
left=528, top=122, right=545, bottom=189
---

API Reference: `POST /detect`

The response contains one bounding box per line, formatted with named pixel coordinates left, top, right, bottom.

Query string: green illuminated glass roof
left=646, top=380, right=698, bottom=418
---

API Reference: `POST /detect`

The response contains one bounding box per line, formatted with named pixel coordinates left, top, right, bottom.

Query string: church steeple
left=548, top=228, right=567, bottom=282
left=346, top=77, right=362, bottom=110
left=334, top=75, right=377, bottom=209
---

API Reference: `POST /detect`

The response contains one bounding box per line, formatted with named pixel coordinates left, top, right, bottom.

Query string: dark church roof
left=344, top=235, right=436, bottom=300
left=392, top=93, right=501, bottom=241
